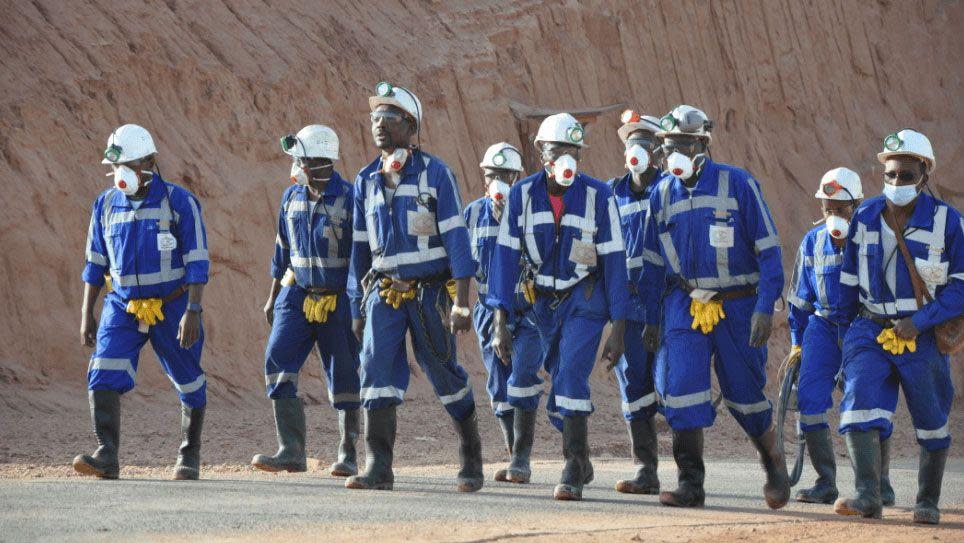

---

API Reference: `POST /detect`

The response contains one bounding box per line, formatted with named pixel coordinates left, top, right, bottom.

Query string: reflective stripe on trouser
left=264, top=287, right=361, bottom=408
left=359, top=282, right=475, bottom=421
left=839, top=317, right=952, bottom=451
left=472, top=301, right=534, bottom=417
left=655, top=288, right=772, bottom=437
left=88, top=291, right=206, bottom=408
left=614, top=319, right=657, bottom=421
left=797, top=314, right=846, bottom=433
left=527, top=279, right=607, bottom=431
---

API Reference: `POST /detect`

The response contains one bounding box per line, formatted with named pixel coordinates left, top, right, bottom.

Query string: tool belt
left=125, top=285, right=188, bottom=329
left=859, top=308, right=898, bottom=329
left=675, top=278, right=757, bottom=301
left=535, top=274, right=596, bottom=310
left=301, top=286, right=341, bottom=324
left=371, top=272, right=453, bottom=310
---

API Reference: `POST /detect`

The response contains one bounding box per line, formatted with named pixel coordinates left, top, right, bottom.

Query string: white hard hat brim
left=876, top=151, right=934, bottom=173
left=369, top=96, right=419, bottom=124
left=655, top=130, right=711, bottom=141
left=532, top=138, right=585, bottom=149
left=101, top=152, right=155, bottom=165
left=618, top=122, right=660, bottom=143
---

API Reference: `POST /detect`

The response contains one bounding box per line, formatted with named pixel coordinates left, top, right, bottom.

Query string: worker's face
left=821, top=198, right=857, bottom=223
left=299, top=157, right=334, bottom=182
left=540, top=142, right=580, bottom=165
left=660, top=134, right=706, bottom=161
left=483, top=167, right=519, bottom=187
left=371, top=104, right=416, bottom=151
left=624, top=130, right=659, bottom=153
left=883, top=157, right=926, bottom=188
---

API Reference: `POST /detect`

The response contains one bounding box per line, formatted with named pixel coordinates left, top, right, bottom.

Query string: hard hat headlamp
left=375, top=81, right=395, bottom=97
left=492, top=151, right=507, bottom=167
left=822, top=180, right=843, bottom=196
left=659, top=114, right=677, bottom=131
left=621, top=109, right=641, bottom=124
left=103, top=144, right=123, bottom=163
left=883, top=133, right=902, bottom=152
left=280, top=134, right=298, bottom=153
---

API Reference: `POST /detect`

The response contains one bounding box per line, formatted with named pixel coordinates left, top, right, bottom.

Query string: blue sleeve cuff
left=184, top=263, right=209, bottom=285
left=450, top=259, right=477, bottom=280
left=910, top=311, right=933, bottom=334
left=754, top=297, right=777, bottom=315
left=82, top=263, right=107, bottom=286
left=270, top=264, right=286, bottom=280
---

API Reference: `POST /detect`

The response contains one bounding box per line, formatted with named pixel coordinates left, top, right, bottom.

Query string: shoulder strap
left=883, top=209, right=933, bottom=306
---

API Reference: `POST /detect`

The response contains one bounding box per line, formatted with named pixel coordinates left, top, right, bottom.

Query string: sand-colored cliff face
left=1, top=0, right=960, bottom=415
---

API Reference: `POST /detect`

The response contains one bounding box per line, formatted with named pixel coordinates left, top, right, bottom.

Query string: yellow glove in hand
left=126, top=298, right=164, bottom=326
left=445, top=279, right=458, bottom=302
left=876, top=328, right=917, bottom=355
left=523, top=280, right=537, bottom=305
left=689, top=298, right=725, bottom=334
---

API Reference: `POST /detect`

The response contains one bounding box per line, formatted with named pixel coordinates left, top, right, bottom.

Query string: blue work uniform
left=347, top=150, right=478, bottom=421
left=608, top=172, right=660, bottom=421
left=82, top=175, right=210, bottom=408
left=834, top=194, right=961, bottom=451
left=264, top=173, right=360, bottom=409
left=489, top=170, right=629, bottom=429
left=464, top=196, right=542, bottom=418
left=641, top=159, right=783, bottom=437
left=788, top=225, right=848, bottom=432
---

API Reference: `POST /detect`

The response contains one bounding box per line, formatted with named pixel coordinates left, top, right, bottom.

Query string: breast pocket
left=858, top=242, right=881, bottom=296
left=407, top=209, right=437, bottom=236
left=914, top=258, right=948, bottom=286
left=569, top=235, right=597, bottom=266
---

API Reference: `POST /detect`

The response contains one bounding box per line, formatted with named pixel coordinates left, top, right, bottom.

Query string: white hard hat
left=617, top=109, right=661, bottom=143
left=282, top=125, right=339, bottom=160
left=480, top=142, right=524, bottom=172
left=534, top=113, right=585, bottom=148
left=815, top=167, right=863, bottom=200
left=102, top=124, right=156, bottom=164
left=655, top=105, right=712, bottom=140
left=877, top=128, right=935, bottom=173
left=369, top=82, right=422, bottom=126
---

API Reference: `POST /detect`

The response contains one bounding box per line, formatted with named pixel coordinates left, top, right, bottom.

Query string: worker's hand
left=352, top=318, right=365, bottom=343
left=80, top=311, right=98, bottom=347
left=749, top=311, right=773, bottom=348
left=642, top=324, right=660, bottom=352
left=263, top=296, right=276, bottom=326
left=178, top=310, right=201, bottom=349
left=602, top=321, right=626, bottom=370
left=492, top=319, right=513, bottom=365
left=450, top=308, right=472, bottom=335
left=892, top=317, right=920, bottom=340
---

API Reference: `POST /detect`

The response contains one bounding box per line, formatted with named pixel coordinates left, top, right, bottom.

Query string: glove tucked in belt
left=379, top=278, right=417, bottom=309
left=689, top=288, right=725, bottom=334
left=127, top=298, right=164, bottom=326
left=444, top=279, right=457, bottom=302
left=876, top=327, right=916, bottom=355
left=522, top=280, right=536, bottom=305
left=303, top=293, right=338, bottom=323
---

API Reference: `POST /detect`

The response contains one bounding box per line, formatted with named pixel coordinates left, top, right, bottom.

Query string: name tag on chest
left=708, top=225, right=734, bottom=248
left=157, top=232, right=178, bottom=251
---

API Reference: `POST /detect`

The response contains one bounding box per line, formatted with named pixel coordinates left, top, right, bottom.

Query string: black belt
left=300, top=285, right=344, bottom=296
left=859, top=308, right=898, bottom=328
left=675, top=278, right=757, bottom=301
left=535, top=275, right=596, bottom=309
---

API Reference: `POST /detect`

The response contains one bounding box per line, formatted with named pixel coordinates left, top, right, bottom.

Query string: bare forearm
left=186, top=283, right=205, bottom=305
left=266, top=278, right=282, bottom=301
left=455, top=277, right=470, bottom=307
left=82, top=283, right=103, bottom=316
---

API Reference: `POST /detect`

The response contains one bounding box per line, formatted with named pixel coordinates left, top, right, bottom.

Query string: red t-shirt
left=549, top=193, right=565, bottom=225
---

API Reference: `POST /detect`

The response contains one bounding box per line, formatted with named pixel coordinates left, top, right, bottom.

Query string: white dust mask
left=111, top=165, right=141, bottom=195
left=825, top=215, right=850, bottom=240
left=666, top=151, right=695, bottom=180
left=882, top=183, right=918, bottom=207
left=625, top=145, right=650, bottom=174
left=488, top=180, right=510, bottom=203
left=550, top=154, right=577, bottom=187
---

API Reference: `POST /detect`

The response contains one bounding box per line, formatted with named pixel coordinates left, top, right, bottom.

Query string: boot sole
left=659, top=491, right=705, bottom=507
left=494, top=469, right=509, bottom=482
left=553, top=485, right=582, bottom=501
left=345, top=479, right=393, bottom=490
left=834, top=499, right=882, bottom=519
left=615, top=480, right=660, bottom=495
left=173, top=468, right=199, bottom=481
left=251, top=461, right=307, bottom=473
left=457, top=479, right=484, bottom=493
left=329, top=464, right=358, bottom=477
left=72, top=458, right=119, bottom=479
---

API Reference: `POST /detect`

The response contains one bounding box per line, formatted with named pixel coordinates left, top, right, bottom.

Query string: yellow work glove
left=104, top=275, right=113, bottom=294
left=303, top=294, right=338, bottom=324
left=689, top=298, right=725, bottom=335
left=445, top=279, right=459, bottom=302
left=788, top=345, right=802, bottom=366
left=126, top=298, right=164, bottom=326
left=523, top=280, right=537, bottom=305
left=876, top=328, right=917, bottom=355
left=378, top=278, right=415, bottom=310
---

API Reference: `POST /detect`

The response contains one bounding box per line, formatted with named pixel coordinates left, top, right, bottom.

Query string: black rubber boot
left=345, top=405, right=396, bottom=490
left=494, top=410, right=515, bottom=482
left=72, top=390, right=121, bottom=479
left=659, top=429, right=705, bottom=507
left=795, top=427, right=838, bottom=504
left=251, top=397, right=307, bottom=473
left=834, top=429, right=882, bottom=519
left=913, top=446, right=947, bottom=525
left=453, top=407, right=484, bottom=492
left=750, top=427, right=791, bottom=509
left=329, top=408, right=359, bottom=477
left=879, top=436, right=895, bottom=506
left=173, top=405, right=205, bottom=480
left=553, top=415, right=590, bottom=501
left=506, top=408, right=535, bottom=484
left=615, top=416, right=660, bottom=495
